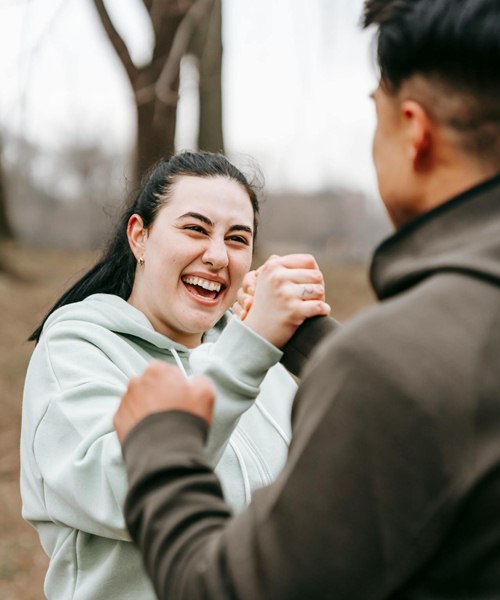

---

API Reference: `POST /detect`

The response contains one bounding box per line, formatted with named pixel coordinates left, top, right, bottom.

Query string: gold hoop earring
left=138, top=257, right=144, bottom=267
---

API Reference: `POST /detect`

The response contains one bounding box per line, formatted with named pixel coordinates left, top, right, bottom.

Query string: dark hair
left=362, top=0, right=500, bottom=160
left=29, top=151, right=261, bottom=343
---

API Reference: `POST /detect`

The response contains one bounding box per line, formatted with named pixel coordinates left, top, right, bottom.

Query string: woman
left=20, top=151, right=330, bottom=600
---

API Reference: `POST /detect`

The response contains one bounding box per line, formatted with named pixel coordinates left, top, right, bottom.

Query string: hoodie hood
left=42, top=293, right=228, bottom=354
left=371, top=173, right=500, bottom=301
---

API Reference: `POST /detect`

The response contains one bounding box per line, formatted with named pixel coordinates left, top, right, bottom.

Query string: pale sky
left=0, top=0, right=379, bottom=196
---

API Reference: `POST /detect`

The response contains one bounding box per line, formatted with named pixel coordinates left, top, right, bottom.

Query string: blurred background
left=0, top=1, right=389, bottom=597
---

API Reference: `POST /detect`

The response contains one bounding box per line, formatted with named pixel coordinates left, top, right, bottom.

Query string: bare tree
left=0, top=135, right=12, bottom=241
left=92, top=0, right=223, bottom=183
left=190, top=0, right=224, bottom=152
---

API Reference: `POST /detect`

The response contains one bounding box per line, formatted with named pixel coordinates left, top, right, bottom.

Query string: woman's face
left=127, top=175, right=254, bottom=347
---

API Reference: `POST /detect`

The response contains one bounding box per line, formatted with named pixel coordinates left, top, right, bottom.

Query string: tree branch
left=92, top=0, right=140, bottom=86
left=148, top=0, right=192, bottom=66
left=155, top=0, right=213, bottom=105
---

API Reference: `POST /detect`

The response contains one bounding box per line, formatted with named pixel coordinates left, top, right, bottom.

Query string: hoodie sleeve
left=27, top=326, right=133, bottom=540
left=280, top=315, right=340, bottom=376
left=189, top=317, right=286, bottom=465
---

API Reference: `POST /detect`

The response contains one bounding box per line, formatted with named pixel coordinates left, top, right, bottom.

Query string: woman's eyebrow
left=228, top=224, right=253, bottom=234
left=177, top=212, right=213, bottom=226
left=178, top=212, right=253, bottom=234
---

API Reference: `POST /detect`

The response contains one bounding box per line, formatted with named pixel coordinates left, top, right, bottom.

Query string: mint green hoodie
left=20, top=293, right=297, bottom=599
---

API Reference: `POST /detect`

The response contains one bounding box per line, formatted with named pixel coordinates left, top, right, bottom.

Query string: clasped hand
left=114, top=254, right=330, bottom=442
left=233, top=253, right=330, bottom=348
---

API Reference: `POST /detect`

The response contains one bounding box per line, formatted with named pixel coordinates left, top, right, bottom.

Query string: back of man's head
left=363, top=0, right=500, bottom=166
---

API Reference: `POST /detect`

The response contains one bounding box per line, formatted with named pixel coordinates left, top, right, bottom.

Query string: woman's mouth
left=181, top=275, right=226, bottom=301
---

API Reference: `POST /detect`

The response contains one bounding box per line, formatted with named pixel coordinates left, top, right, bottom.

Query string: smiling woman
left=126, top=175, right=255, bottom=347
left=20, top=151, right=330, bottom=600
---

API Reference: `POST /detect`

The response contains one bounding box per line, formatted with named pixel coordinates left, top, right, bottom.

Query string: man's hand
left=114, top=361, right=215, bottom=443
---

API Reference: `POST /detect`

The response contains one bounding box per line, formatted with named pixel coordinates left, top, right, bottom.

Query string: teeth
left=182, top=275, right=222, bottom=292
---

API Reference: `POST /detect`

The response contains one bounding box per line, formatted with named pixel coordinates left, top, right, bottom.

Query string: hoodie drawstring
left=255, top=400, right=291, bottom=445
left=170, top=346, right=252, bottom=506
left=170, top=348, right=188, bottom=379
left=228, top=438, right=251, bottom=505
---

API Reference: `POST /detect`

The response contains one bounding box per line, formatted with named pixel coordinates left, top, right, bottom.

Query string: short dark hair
left=29, top=151, right=262, bottom=343
left=363, top=0, right=500, bottom=161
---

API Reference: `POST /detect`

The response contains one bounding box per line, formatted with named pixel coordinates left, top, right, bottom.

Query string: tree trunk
left=195, top=0, right=224, bottom=153
left=92, top=0, right=223, bottom=184
left=93, top=0, right=186, bottom=186
left=0, top=138, right=12, bottom=240
left=135, top=79, right=179, bottom=183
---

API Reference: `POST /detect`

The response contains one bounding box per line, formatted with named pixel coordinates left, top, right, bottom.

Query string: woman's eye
left=227, top=235, right=250, bottom=245
left=185, top=225, right=207, bottom=234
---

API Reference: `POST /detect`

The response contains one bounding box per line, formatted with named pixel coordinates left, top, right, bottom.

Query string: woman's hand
left=235, top=254, right=331, bottom=348
left=232, top=269, right=258, bottom=320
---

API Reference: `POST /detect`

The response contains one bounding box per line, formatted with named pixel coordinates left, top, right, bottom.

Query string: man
left=114, top=0, right=500, bottom=597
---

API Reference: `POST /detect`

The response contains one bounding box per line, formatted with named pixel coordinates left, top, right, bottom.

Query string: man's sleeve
left=122, top=324, right=464, bottom=599
left=280, top=315, right=340, bottom=376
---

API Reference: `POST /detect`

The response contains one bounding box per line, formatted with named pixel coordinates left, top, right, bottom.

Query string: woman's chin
left=183, top=309, right=227, bottom=335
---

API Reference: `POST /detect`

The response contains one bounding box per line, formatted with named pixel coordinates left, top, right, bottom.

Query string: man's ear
left=127, top=214, right=146, bottom=261
left=401, top=99, right=432, bottom=169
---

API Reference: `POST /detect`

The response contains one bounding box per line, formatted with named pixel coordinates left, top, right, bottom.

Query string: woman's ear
left=127, top=214, right=146, bottom=261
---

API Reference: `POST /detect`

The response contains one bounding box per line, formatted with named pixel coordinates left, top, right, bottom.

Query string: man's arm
left=116, top=328, right=461, bottom=599
left=279, top=315, right=340, bottom=376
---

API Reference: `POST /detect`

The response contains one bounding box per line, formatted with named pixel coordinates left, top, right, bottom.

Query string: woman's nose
left=202, top=238, right=229, bottom=269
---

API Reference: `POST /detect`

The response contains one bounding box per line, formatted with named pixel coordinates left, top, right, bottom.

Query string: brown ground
left=0, top=241, right=375, bottom=600
left=0, top=242, right=98, bottom=600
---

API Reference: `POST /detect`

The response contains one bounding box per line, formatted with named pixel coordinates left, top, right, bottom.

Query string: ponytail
left=28, top=211, right=136, bottom=342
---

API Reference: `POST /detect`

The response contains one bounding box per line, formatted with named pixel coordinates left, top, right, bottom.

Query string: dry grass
left=0, top=241, right=375, bottom=599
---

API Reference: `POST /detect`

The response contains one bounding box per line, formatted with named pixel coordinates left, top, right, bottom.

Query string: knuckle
left=243, top=271, right=256, bottom=287
left=317, top=300, right=328, bottom=313
left=269, top=269, right=284, bottom=285
left=148, top=360, right=163, bottom=375
left=128, top=376, right=139, bottom=390
left=259, top=262, right=272, bottom=275
left=302, top=253, right=317, bottom=267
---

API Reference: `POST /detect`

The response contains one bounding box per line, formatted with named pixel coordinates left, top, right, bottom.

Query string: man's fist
left=114, top=361, right=215, bottom=442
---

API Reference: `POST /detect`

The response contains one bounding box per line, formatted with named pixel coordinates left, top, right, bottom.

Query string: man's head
left=363, top=0, right=500, bottom=226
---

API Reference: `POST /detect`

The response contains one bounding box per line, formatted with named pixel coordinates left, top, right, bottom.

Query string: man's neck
left=396, top=157, right=500, bottom=227
left=422, top=166, right=498, bottom=214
